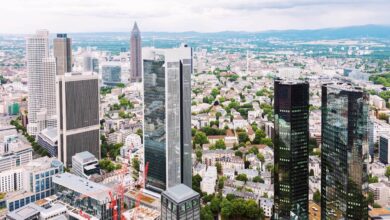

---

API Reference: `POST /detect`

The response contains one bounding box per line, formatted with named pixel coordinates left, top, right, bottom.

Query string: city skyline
left=1, top=0, right=390, bottom=34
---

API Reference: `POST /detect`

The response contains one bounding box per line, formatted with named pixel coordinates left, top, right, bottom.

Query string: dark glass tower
left=274, top=80, right=309, bottom=220
left=321, top=83, right=369, bottom=220
left=53, top=33, right=72, bottom=75
left=143, top=46, right=192, bottom=193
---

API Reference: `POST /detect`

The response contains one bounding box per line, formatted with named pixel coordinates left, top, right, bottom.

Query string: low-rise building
left=5, top=157, right=64, bottom=212
left=259, top=197, right=273, bottom=217
left=37, top=127, right=58, bottom=157
left=72, top=151, right=100, bottom=179
left=369, top=182, right=390, bottom=207
left=201, top=166, right=217, bottom=195
left=52, top=172, right=120, bottom=220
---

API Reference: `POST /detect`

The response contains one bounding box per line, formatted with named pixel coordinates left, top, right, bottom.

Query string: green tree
left=252, top=129, right=266, bottom=144
left=195, top=148, right=202, bottom=162
left=216, top=112, right=222, bottom=120
left=368, top=191, right=375, bottom=205
left=378, top=113, right=389, bottom=121
left=235, top=174, right=248, bottom=182
left=116, top=83, right=126, bottom=88
left=210, top=197, right=221, bottom=214
left=191, top=128, right=197, bottom=137
left=218, top=176, right=226, bottom=190
left=200, top=206, right=214, bottom=220
left=253, top=176, right=264, bottom=183
left=260, top=138, right=273, bottom=147
left=193, top=131, right=209, bottom=147
left=136, top=129, right=143, bottom=141
left=257, top=153, right=265, bottom=163
left=313, top=190, right=321, bottom=204
left=192, top=174, right=202, bottom=194
left=214, top=139, right=226, bottom=150
left=385, top=166, right=390, bottom=178
left=132, top=157, right=140, bottom=173
left=248, top=146, right=259, bottom=155
left=238, top=132, right=249, bottom=144
left=235, top=150, right=243, bottom=158
left=245, top=199, right=264, bottom=219
left=220, top=199, right=233, bottom=218
left=373, top=203, right=382, bottom=208
left=216, top=162, right=222, bottom=175
left=368, top=174, right=379, bottom=183
left=211, top=88, right=220, bottom=98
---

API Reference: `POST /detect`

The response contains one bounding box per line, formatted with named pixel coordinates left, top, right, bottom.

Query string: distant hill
left=258, top=25, right=390, bottom=40
left=69, top=25, right=390, bottom=41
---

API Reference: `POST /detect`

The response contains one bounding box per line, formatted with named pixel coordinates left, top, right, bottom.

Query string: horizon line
left=0, top=24, right=389, bottom=35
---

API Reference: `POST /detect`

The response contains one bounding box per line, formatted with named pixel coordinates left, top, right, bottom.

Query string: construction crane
left=109, top=191, right=118, bottom=220
left=133, top=162, right=149, bottom=220
left=79, top=210, right=91, bottom=220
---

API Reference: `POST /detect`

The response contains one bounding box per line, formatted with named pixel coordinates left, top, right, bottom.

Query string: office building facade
left=379, top=134, right=390, bottom=164
left=273, top=80, right=309, bottom=219
left=143, top=46, right=192, bottom=192
left=26, top=30, right=55, bottom=135
left=72, top=151, right=100, bottom=179
left=56, top=72, right=100, bottom=167
left=321, top=83, right=369, bottom=219
left=53, top=33, right=72, bottom=75
left=101, top=62, right=122, bottom=86
left=6, top=157, right=64, bottom=211
left=52, top=172, right=120, bottom=220
left=130, top=22, right=142, bottom=82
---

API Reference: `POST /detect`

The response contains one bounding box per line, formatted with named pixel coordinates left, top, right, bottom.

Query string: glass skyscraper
left=143, top=45, right=192, bottom=193
left=321, top=83, right=369, bottom=220
left=274, top=80, right=309, bottom=220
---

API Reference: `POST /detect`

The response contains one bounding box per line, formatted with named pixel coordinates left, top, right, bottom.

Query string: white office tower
left=43, top=57, right=57, bottom=128
left=56, top=72, right=100, bottom=167
left=26, top=30, right=57, bottom=135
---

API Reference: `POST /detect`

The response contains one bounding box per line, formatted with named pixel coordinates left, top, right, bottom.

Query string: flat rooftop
left=24, top=156, right=62, bottom=173
left=324, top=82, right=364, bottom=93
left=7, top=203, right=43, bottom=220
left=162, top=184, right=199, bottom=204
left=52, top=173, right=111, bottom=202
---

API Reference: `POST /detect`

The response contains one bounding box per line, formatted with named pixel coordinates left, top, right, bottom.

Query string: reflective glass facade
left=274, top=80, right=309, bottom=220
left=144, top=47, right=192, bottom=193
left=144, top=56, right=167, bottom=191
left=321, top=84, right=369, bottom=220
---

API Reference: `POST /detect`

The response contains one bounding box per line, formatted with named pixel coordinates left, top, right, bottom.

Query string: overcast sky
left=1, top=0, right=390, bottom=34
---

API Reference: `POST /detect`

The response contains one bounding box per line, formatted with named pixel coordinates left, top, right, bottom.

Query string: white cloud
left=0, top=0, right=389, bottom=33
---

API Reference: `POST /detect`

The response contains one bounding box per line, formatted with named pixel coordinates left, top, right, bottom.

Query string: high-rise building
left=53, top=33, right=72, bottom=75
left=161, top=184, right=200, bottom=220
left=101, top=62, right=122, bottom=86
left=26, top=30, right=55, bottom=135
left=379, top=134, right=390, bottom=164
left=321, top=83, right=369, bottom=219
left=143, top=45, right=192, bottom=192
left=273, top=80, right=309, bottom=220
left=56, top=72, right=100, bottom=167
left=130, top=22, right=142, bottom=82
left=42, top=57, right=57, bottom=128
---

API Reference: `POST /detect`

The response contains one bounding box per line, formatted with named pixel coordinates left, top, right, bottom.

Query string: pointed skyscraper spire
left=130, top=21, right=142, bottom=82
left=132, top=21, right=139, bottom=33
